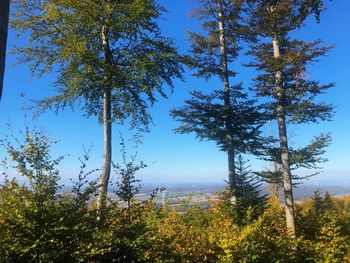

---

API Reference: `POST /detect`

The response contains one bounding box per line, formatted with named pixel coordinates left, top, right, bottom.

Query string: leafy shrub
left=0, top=128, right=349, bottom=262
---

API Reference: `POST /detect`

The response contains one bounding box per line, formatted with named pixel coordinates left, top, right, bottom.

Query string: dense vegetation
left=0, top=128, right=349, bottom=262
left=1, top=0, right=348, bottom=262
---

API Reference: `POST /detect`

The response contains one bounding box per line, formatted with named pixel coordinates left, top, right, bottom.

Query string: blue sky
left=0, top=0, right=349, bottom=186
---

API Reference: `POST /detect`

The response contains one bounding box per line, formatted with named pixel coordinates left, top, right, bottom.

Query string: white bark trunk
left=218, top=0, right=236, bottom=203
left=96, top=89, right=112, bottom=213
left=96, top=24, right=113, bottom=214
left=272, top=36, right=296, bottom=237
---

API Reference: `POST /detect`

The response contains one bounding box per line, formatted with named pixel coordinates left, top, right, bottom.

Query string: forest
left=0, top=0, right=349, bottom=262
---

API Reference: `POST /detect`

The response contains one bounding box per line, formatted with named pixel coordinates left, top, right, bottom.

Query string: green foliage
left=187, top=0, right=247, bottom=79
left=248, top=0, right=326, bottom=37
left=12, top=0, right=184, bottom=129
left=247, top=0, right=334, bottom=202
left=171, top=85, right=265, bottom=154
left=313, top=214, right=348, bottom=263
left=296, top=193, right=350, bottom=262
left=0, top=134, right=349, bottom=262
left=257, top=134, right=332, bottom=186
left=172, top=0, right=265, bottom=155
left=246, top=0, right=334, bottom=146
left=213, top=155, right=267, bottom=227
left=2, top=1, right=347, bottom=262
left=247, top=39, right=334, bottom=124
left=0, top=128, right=97, bottom=262
left=2, top=127, right=63, bottom=198
left=81, top=201, right=151, bottom=262
left=114, top=136, right=147, bottom=223
left=232, top=155, right=267, bottom=224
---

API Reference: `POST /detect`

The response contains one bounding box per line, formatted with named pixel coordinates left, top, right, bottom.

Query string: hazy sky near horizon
left=0, top=0, right=349, bottom=186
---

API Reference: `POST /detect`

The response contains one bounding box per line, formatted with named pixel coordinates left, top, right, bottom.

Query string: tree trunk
left=269, top=162, right=280, bottom=198
left=0, top=0, right=10, bottom=100
left=218, top=0, right=236, bottom=203
left=272, top=36, right=296, bottom=236
left=96, top=24, right=113, bottom=214
left=96, top=89, right=112, bottom=213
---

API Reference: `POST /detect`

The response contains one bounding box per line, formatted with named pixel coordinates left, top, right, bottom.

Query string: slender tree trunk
left=272, top=36, right=296, bottom=236
left=218, top=0, right=237, bottom=203
left=96, top=24, right=113, bottom=214
left=97, top=89, right=112, bottom=212
left=269, top=162, right=280, bottom=198
left=0, top=0, right=10, bottom=100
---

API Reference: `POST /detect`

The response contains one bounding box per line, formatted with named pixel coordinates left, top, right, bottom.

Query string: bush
left=0, top=128, right=349, bottom=262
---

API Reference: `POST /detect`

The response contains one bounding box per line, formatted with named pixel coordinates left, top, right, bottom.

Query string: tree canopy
left=12, top=0, right=184, bottom=129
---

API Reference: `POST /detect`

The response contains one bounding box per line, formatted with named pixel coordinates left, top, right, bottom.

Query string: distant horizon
left=2, top=167, right=349, bottom=187
left=1, top=0, right=350, bottom=186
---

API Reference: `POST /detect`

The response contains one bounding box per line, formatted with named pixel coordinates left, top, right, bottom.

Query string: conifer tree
left=11, top=0, right=184, bottom=212
left=171, top=0, right=264, bottom=202
left=234, top=155, right=266, bottom=224
left=246, top=0, right=334, bottom=235
left=0, top=0, right=10, bottom=100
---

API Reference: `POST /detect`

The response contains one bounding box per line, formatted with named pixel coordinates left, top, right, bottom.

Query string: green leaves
left=1, top=127, right=62, bottom=198
left=12, top=0, right=184, bottom=129
left=0, top=128, right=348, bottom=261
left=247, top=0, right=327, bottom=37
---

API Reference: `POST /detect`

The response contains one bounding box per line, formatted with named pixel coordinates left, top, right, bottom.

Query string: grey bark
left=272, top=36, right=296, bottom=236
left=96, top=24, right=113, bottom=214
left=0, top=0, right=10, bottom=100
left=218, top=0, right=237, bottom=203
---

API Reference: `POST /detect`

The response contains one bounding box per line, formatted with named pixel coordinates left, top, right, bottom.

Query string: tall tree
left=0, top=0, right=10, bottom=100
left=171, top=0, right=264, bottom=202
left=247, top=0, right=333, bottom=236
left=12, top=0, right=184, bottom=212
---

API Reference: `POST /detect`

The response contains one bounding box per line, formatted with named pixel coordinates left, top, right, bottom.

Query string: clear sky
left=0, top=0, right=349, bottom=186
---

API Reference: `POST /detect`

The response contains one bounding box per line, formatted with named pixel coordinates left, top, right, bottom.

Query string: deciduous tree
left=114, top=137, right=146, bottom=224
left=12, top=0, right=184, bottom=212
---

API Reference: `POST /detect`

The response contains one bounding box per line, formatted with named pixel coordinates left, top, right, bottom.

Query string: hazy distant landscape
left=1, top=0, right=350, bottom=261
left=100, top=181, right=350, bottom=204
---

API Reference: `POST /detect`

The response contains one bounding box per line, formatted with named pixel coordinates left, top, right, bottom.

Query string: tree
left=0, top=126, right=102, bottom=262
left=246, top=0, right=334, bottom=236
left=114, top=137, right=146, bottom=224
left=0, top=0, right=10, bottom=100
left=1, top=127, right=63, bottom=201
left=171, top=85, right=265, bottom=194
left=11, top=0, right=184, bottom=212
left=171, top=0, right=263, bottom=202
left=0, top=127, right=64, bottom=261
left=234, top=155, right=267, bottom=224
